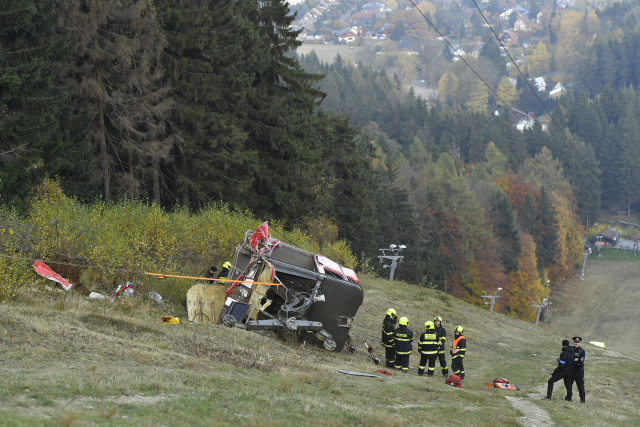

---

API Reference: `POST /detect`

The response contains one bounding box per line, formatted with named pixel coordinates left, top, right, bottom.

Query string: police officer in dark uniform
left=544, top=339, right=574, bottom=401
left=569, top=336, right=586, bottom=403
left=417, top=320, right=439, bottom=376
left=394, top=317, right=414, bottom=373
left=433, top=315, right=449, bottom=376
left=381, top=308, right=397, bottom=368
left=204, top=265, right=218, bottom=279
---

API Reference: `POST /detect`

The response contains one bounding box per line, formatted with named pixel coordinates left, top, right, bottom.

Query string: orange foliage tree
left=494, top=173, right=538, bottom=213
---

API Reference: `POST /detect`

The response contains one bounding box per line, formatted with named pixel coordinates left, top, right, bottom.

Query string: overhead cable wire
left=469, top=0, right=584, bottom=159
left=406, top=0, right=590, bottom=174
left=406, top=0, right=528, bottom=124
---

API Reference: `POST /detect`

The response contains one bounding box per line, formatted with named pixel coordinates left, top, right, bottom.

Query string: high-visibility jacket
left=434, top=324, right=447, bottom=354
left=381, top=316, right=395, bottom=348
left=451, top=334, right=466, bottom=359
left=418, top=330, right=438, bottom=355
left=394, top=325, right=414, bottom=355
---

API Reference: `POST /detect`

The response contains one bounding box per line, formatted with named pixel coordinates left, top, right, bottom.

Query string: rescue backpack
left=445, top=374, right=462, bottom=387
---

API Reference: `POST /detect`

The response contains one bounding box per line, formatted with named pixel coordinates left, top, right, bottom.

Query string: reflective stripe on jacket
left=434, top=325, right=447, bottom=354
left=381, top=316, right=395, bottom=348
left=394, top=325, right=414, bottom=355
left=452, top=335, right=466, bottom=359
left=418, top=330, right=438, bottom=355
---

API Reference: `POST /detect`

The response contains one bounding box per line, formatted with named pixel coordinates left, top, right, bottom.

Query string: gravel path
left=505, top=396, right=554, bottom=426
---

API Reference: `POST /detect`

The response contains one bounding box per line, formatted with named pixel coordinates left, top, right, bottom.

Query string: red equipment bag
left=445, top=374, right=462, bottom=387
left=493, top=378, right=508, bottom=385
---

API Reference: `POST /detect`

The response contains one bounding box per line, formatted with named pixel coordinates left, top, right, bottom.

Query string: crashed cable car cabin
left=219, top=223, right=363, bottom=352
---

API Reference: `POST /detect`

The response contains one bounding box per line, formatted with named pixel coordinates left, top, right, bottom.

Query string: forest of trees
left=2, top=0, right=640, bottom=319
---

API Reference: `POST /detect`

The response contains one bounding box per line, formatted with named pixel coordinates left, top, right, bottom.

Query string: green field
left=1, top=267, right=639, bottom=426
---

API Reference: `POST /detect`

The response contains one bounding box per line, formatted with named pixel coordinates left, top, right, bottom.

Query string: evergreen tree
left=615, top=96, right=640, bottom=213
left=62, top=0, right=173, bottom=204
left=0, top=0, right=75, bottom=210
left=466, top=80, right=489, bottom=113
left=479, top=32, right=506, bottom=76
left=537, top=186, right=558, bottom=273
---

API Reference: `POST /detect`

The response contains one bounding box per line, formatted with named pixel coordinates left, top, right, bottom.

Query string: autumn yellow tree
left=496, top=76, right=519, bottom=110
left=438, top=72, right=459, bottom=107
left=396, top=50, right=419, bottom=84
left=548, top=192, right=584, bottom=283
left=389, top=10, right=431, bottom=41
left=415, top=1, right=436, bottom=20
left=483, top=142, right=508, bottom=177
left=466, top=79, right=489, bottom=113
left=503, top=234, right=544, bottom=321
left=526, top=42, right=551, bottom=77
left=551, top=10, right=591, bottom=70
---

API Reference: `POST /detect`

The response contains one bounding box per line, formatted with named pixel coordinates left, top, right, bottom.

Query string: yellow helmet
left=398, top=317, right=409, bottom=326
left=222, top=261, right=231, bottom=269
left=386, top=308, right=397, bottom=318
left=434, top=315, right=443, bottom=323
left=424, top=320, right=435, bottom=330
left=454, top=325, right=464, bottom=334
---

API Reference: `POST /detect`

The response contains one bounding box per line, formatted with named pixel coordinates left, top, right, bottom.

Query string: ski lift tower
left=481, top=287, right=502, bottom=311
left=378, top=244, right=406, bottom=281
left=531, top=299, right=548, bottom=326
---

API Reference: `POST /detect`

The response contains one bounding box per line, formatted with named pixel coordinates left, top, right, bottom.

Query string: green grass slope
left=1, top=274, right=639, bottom=426
left=550, top=250, right=640, bottom=356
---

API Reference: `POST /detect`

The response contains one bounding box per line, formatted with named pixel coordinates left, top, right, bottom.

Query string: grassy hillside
left=1, top=273, right=639, bottom=426
left=550, top=249, right=640, bottom=356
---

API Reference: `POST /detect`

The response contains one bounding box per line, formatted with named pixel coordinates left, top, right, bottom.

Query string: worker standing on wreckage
left=394, top=317, right=414, bottom=373
left=381, top=308, right=397, bottom=368
left=433, top=315, right=449, bottom=376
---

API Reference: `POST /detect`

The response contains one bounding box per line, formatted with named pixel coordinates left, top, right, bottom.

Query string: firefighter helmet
left=222, top=261, right=231, bottom=269
left=398, top=317, right=409, bottom=326
left=386, top=308, right=397, bottom=318
left=434, top=315, right=443, bottom=323
left=454, top=325, right=464, bottom=334
left=424, top=320, right=435, bottom=330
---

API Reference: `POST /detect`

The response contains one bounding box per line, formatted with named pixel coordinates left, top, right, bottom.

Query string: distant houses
left=549, top=82, right=567, bottom=99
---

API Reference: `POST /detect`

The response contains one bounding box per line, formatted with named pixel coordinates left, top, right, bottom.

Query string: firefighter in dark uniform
left=450, top=326, right=466, bottom=380
left=394, top=317, right=414, bottom=373
left=381, top=308, right=397, bottom=368
left=569, top=336, right=586, bottom=403
left=544, top=339, right=574, bottom=401
left=417, top=320, right=439, bottom=376
left=218, top=261, right=231, bottom=279
left=433, top=315, right=449, bottom=376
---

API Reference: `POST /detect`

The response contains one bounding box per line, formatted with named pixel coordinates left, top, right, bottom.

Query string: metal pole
left=389, top=259, right=397, bottom=281
left=547, top=280, right=550, bottom=323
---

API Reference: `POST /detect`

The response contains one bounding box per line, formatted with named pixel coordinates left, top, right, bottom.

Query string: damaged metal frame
left=221, top=225, right=364, bottom=352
